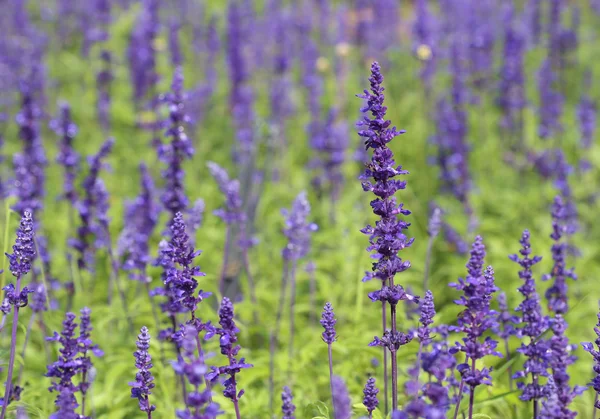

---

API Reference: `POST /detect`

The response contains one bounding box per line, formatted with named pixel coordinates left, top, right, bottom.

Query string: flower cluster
left=130, top=326, right=156, bottom=415
left=172, top=325, right=220, bottom=418
left=511, top=230, right=551, bottom=403
left=543, top=196, right=576, bottom=314
left=281, top=191, right=318, bottom=262
left=159, top=68, right=194, bottom=219
left=206, top=298, right=252, bottom=405
left=450, top=237, right=501, bottom=389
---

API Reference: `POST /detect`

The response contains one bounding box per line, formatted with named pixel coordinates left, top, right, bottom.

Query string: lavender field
left=1, top=0, right=599, bottom=418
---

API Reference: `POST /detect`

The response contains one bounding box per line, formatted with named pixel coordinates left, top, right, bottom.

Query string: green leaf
left=303, top=401, right=330, bottom=418
left=472, top=414, right=492, bottom=419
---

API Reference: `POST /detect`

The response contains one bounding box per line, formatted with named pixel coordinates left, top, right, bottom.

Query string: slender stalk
left=107, top=242, right=134, bottom=334
left=81, top=370, right=88, bottom=416
left=144, top=281, right=165, bottom=364
left=268, top=332, right=276, bottom=414
left=468, top=385, right=475, bottom=419
left=241, top=248, right=258, bottom=323
left=382, top=300, right=388, bottom=415
left=533, top=372, right=539, bottom=419
left=233, top=399, right=241, bottom=419
left=218, top=227, right=232, bottom=297
left=170, top=315, right=188, bottom=402
left=416, top=339, right=424, bottom=386
left=468, top=358, right=476, bottom=419
left=503, top=337, right=513, bottom=390
left=453, top=378, right=465, bottom=419
left=274, top=261, right=289, bottom=335
left=328, top=343, right=335, bottom=419
left=16, top=312, right=36, bottom=385
left=288, top=261, right=298, bottom=373
left=0, top=274, right=22, bottom=419
left=423, top=235, right=434, bottom=292
left=309, top=265, right=316, bottom=325
left=1, top=204, right=11, bottom=291
left=390, top=303, right=398, bottom=412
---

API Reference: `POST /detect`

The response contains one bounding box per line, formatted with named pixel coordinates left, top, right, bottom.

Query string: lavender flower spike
left=52, top=101, right=80, bottom=205
left=583, top=307, right=600, bottom=414
left=0, top=211, right=35, bottom=419
left=159, top=67, right=193, bottom=220
left=449, top=237, right=501, bottom=418
left=206, top=297, right=252, bottom=419
left=358, top=61, right=416, bottom=413
left=78, top=307, right=103, bottom=416
left=363, top=377, right=379, bottom=418
left=541, top=315, right=585, bottom=418
left=281, top=386, right=295, bottom=419
left=130, top=326, right=156, bottom=417
left=321, top=302, right=338, bottom=417
left=511, top=230, right=550, bottom=416
left=45, top=312, right=81, bottom=418
left=172, top=325, right=220, bottom=418
left=332, top=375, right=351, bottom=419
left=543, top=196, right=576, bottom=315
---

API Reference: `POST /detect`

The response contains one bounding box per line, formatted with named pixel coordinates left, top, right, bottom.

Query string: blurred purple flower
left=281, top=386, right=295, bottom=419
left=52, top=102, right=80, bottom=205
left=543, top=196, right=576, bottom=314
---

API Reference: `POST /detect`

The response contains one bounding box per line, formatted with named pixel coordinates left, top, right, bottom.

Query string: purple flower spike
left=206, top=297, right=252, bottom=411
left=543, top=196, right=576, bottom=315
left=583, top=308, right=600, bottom=411
left=208, top=162, right=245, bottom=226
left=450, top=237, right=500, bottom=414
left=511, top=230, right=551, bottom=406
left=362, top=377, right=379, bottom=417
left=172, top=325, right=220, bottom=418
left=5, top=211, right=35, bottom=280
left=281, top=386, right=295, bottom=419
left=320, top=302, right=337, bottom=344
left=281, top=192, right=318, bottom=262
left=541, top=315, right=585, bottom=418
left=46, top=312, right=81, bottom=399
left=358, top=62, right=413, bottom=283
left=50, top=388, right=79, bottom=419
left=331, top=376, right=351, bottom=419
left=159, top=67, right=193, bottom=219
left=358, top=61, right=415, bottom=412
left=13, top=82, right=47, bottom=216
left=418, top=291, right=435, bottom=346
left=78, top=307, right=103, bottom=409
left=130, top=326, right=156, bottom=415
left=52, top=102, right=80, bottom=204
left=537, top=58, right=563, bottom=139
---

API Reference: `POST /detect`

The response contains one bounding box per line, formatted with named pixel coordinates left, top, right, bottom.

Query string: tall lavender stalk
left=543, top=196, right=576, bottom=315
left=208, top=161, right=257, bottom=311
left=159, top=68, right=193, bottom=222
left=511, top=230, right=550, bottom=418
left=130, top=326, right=156, bottom=418
left=281, top=192, right=317, bottom=367
left=0, top=211, right=35, bottom=419
left=206, top=297, right=252, bottom=419
left=320, top=302, right=337, bottom=416
left=583, top=308, right=600, bottom=419
left=78, top=307, right=103, bottom=415
left=358, top=62, right=417, bottom=412
left=423, top=207, right=441, bottom=291
left=449, top=237, right=501, bottom=419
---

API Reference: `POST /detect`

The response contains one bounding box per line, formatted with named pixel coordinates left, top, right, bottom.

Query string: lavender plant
left=130, top=326, right=156, bottom=418
left=358, top=61, right=417, bottom=412
left=206, top=297, right=252, bottom=419
left=0, top=211, right=35, bottom=419
left=321, top=302, right=337, bottom=416
left=449, top=237, right=501, bottom=419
